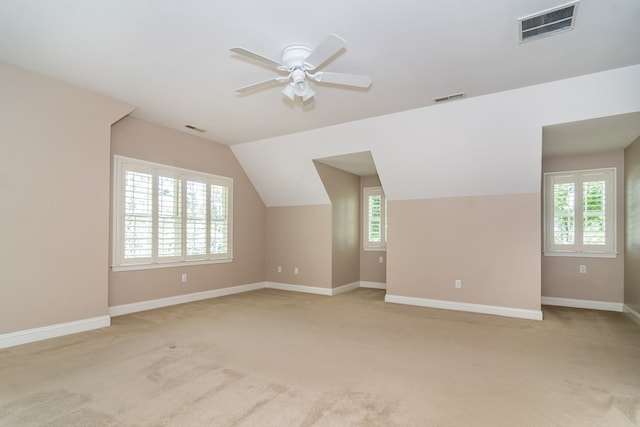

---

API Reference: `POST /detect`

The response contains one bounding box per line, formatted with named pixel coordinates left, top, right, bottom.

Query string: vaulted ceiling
left=1, top=0, right=638, bottom=148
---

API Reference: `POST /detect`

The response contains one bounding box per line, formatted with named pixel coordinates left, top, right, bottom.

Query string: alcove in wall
left=314, top=151, right=386, bottom=290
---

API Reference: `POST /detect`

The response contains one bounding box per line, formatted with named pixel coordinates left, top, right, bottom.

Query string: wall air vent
left=518, top=1, right=579, bottom=43
left=433, top=92, right=465, bottom=103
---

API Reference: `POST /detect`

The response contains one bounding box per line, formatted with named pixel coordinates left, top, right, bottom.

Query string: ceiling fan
left=230, top=34, right=372, bottom=102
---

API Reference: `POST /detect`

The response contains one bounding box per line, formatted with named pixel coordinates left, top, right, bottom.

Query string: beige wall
left=542, top=150, right=625, bottom=303
left=387, top=193, right=541, bottom=311
left=625, top=137, right=640, bottom=313
left=265, top=205, right=332, bottom=288
left=314, top=162, right=360, bottom=287
left=0, top=62, right=132, bottom=333
left=109, top=116, right=266, bottom=306
left=360, top=175, right=386, bottom=284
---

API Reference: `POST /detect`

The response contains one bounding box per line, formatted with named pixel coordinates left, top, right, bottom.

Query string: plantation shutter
left=123, top=170, right=153, bottom=261
left=157, top=175, right=182, bottom=260
left=580, top=171, right=611, bottom=252
left=544, top=168, right=615, bottom=256
left=551, top=175, right=576, bottom=250
left=114, top=156, right=233, bottom=269
left=364, top=186, right=386, bottom=250
left=210, top=183, right=230, bottom=257
left=186, top=180, right=208, bottom=258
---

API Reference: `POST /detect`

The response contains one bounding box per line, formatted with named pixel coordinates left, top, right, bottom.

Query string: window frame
left=543, top=167, right=616, bottom=258
left=363, top=186, right=387, bottom=251
left=112, top=155, right=233, bottom=271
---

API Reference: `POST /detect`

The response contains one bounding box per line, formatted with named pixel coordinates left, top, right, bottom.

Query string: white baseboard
left=541, top=296, right=623, bottom=312
left=359, top=281, right=386, bottom=290
left=110, top=281, right=377, bottom=317
left=385, top=294, right=543, bottom=321
left=109, top=282, right=265, bottom=317
left=624, top=304, right=640, bottom=321
left=0, top=315, right=111, bottom=349
left=331, top=282, right=361, bottom=295
left=265, top=282, right=332, bottom=296
left=266, top=281, right=368, bottom=296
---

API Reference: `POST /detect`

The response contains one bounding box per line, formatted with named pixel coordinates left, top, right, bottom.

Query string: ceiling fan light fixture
left=232, top=34, right=371, bottom=103
left=281, top=81, right=315, bottom=101
left=291, top=68, right=308, bottom=96
left=282, top=83, right=296, bottom=100
left=294, top=80, right=307, bottom=96
left=302, top=85, right=315, bottom=102
left=281, top=69, right=315, bottom=101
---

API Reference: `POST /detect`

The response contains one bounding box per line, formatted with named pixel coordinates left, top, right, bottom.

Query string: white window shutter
left=113, top=155, right=233, bottom=269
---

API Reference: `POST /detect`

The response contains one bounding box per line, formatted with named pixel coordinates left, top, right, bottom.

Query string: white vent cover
left=518, top=1, right=579, bottom=42
left=433, top=92, right=465, bottom=103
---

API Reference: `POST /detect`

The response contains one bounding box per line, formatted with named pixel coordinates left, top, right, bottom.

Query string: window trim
left=363, top=186, right=387, bottom=251
left=543, top=167, right=616, bottom=258
left=112, top=155, right=233, bottom=271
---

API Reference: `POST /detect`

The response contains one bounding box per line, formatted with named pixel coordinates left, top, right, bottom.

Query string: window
left=363, top=186, right=386, bottom=250
left=543, top=168, right=615, bottom=257
left=113, top=155, right=232, bottom=270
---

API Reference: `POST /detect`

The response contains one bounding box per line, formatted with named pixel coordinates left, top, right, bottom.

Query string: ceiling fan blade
left=230, top=47, right=284, bottom=69
left=235, top=77, right=287, bottom=93
left=311, top=71, right=372, bottom=88
left=304, top=34, right=346, bottom=70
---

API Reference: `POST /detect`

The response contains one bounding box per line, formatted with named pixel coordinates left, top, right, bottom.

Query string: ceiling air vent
left=434, top=92, right=464, bottom=103
left=185, top=124, right=206, bottom=133
left=518, top=1, right=579, bottom=42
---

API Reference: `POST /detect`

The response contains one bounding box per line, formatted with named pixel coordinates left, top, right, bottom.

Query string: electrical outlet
left=181, top=273, right=187, bottom=283
left=378, top=256, right=384, bottom=264
left=579, top=265, right=586, bottom=274
left=277, top=265, right=282, bottom=273
left=455, top=279, right=462, bottom=289
left=294, top=267, right=299, bottom=275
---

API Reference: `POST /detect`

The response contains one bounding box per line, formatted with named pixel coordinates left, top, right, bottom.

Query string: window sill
left=363, top=247, right=386, bottom=252
left=112, top=258, right=233, bottom=272
left=543, top=251, right=617, bottom=259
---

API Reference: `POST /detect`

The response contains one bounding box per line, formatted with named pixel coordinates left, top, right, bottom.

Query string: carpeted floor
left=1, top=288, right=639, bottom=426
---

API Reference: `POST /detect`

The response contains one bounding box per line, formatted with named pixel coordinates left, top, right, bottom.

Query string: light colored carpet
left=1, top=288, right=639, bottom=426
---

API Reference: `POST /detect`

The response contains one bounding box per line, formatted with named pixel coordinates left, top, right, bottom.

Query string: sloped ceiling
left=231, top=66, right=640, bottom=205
left=543, top=112, right=640, bottom=158
left=1, top=0, right=638, bottom=146
left=314, top=152, right=378, bottom=177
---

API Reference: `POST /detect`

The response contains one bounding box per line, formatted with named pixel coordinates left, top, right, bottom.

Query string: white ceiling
left=542, top=112, right=640, bottom=158
left=314, top=151, right=378, bottom=176
left=1, top=0, right=639, bottom=147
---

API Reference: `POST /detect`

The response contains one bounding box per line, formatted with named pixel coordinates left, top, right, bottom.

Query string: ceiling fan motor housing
left=281, top=45, right=312, bottom=68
